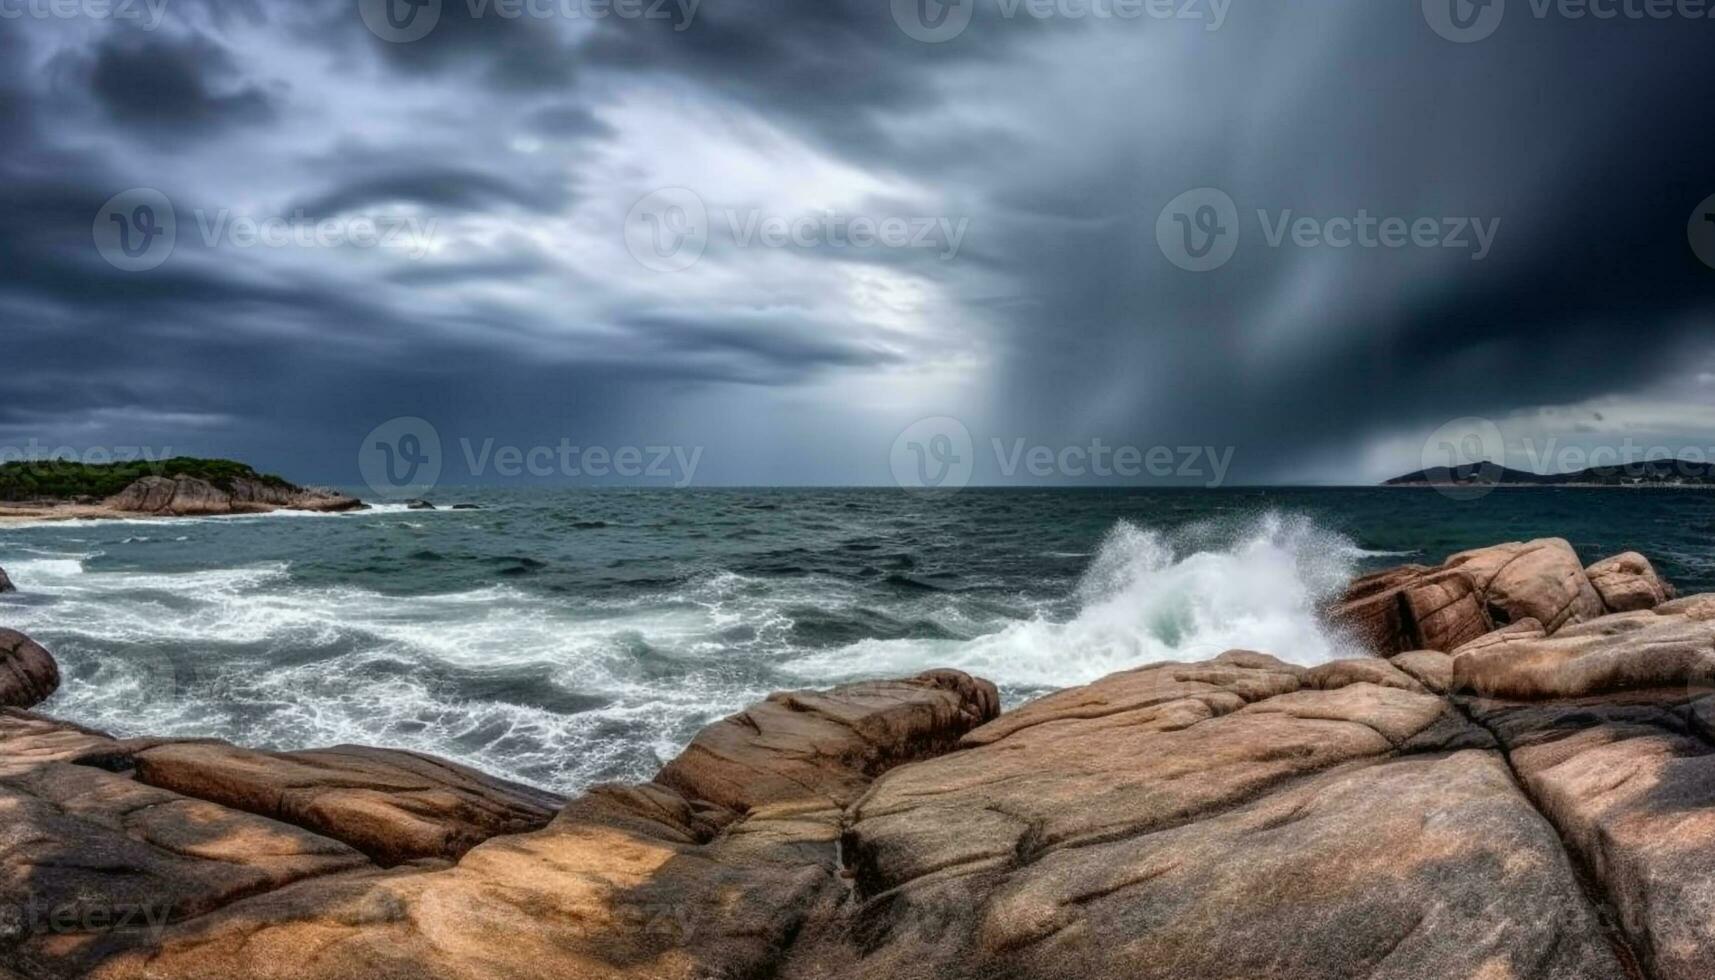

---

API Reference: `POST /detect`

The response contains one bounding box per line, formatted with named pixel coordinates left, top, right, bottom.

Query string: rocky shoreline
left=0, top=474, right=361, bottom=522
left=4, top=539, right=1715, bottom=978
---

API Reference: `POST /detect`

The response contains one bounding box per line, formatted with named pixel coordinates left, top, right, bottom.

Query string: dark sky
left=3, top=0, right=1714, bottom=487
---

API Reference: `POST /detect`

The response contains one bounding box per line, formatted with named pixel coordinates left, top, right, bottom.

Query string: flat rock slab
left=1468, top=691, right=1715, bottom=980
left=782, top=653, right=1622, bottom=980
left=657, top=670, right=1000, bottom=814
left=38, top=670, right=1004, bottom=980
left=132, top=742, right=567, bottom=866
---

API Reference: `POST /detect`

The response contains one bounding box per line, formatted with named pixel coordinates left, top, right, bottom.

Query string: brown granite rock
left=1467, top=690, right=1715, bottom=980
left=1586, top=552, right=1676, bottom=613
left=1446, top=538, right=1607, bottom=631
left=2, top=664, right=1002, bottom=980
left=1389, top=649, right=1454, bottom=693
left=1452, top=607, right=1715, bottom=700
left=0, top=630, right=58, bottom=710
left=784, top=654, right=1620, bottom=980
left=105, top=476, right=360, bottom=517
left=656, top=669, right=1001, bottom=813
left=132, top=742, right=567, bottom=866
left=1333, top=539, right=1613, bottom=654
left=1653, top=593, right=1715, bottom=618
left=1330, top=566, right=1490, bottom=655
left=21, top=589, right=1715, bottom=980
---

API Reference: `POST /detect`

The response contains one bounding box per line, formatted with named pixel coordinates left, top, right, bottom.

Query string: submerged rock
left=405, top=499, right=436, bottom=510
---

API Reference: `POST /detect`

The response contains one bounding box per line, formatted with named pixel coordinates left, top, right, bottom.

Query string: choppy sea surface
left=1, top=487, right=1711, bottom=794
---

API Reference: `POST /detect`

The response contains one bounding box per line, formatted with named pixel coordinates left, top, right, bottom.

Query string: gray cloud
left=1, top=0, right=1712, bottom=486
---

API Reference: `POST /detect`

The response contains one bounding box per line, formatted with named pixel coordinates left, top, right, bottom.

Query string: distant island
left=0, top=457, right=361, bottom=519
left=1388, top=460, right=1715, bottom=488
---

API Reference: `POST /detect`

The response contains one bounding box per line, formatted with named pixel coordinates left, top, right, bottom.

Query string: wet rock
left=1334, top=539, right=1613, bottom=654
left=21, top=584, right=1715, bottom=980
left=0, top=629, right=58, bottom=710
left=404, top=499, right=436, bottom=510
left=1330, top=566, right=1490, bottom=655
left=0, top=565, right=13, bottom=593
left=25, top=668, right=1001, bottom=980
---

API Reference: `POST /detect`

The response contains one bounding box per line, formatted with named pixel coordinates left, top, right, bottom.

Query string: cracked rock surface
left=4, top=542, right=1714, bottom=979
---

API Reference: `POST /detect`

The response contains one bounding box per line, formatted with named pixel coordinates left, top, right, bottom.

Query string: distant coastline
left=1385, top=460, right=1715, bottom=489
left=0, top=457, right=361, bottom=521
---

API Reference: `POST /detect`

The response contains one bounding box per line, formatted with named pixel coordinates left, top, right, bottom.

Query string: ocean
left=2, top=487, right=1711, bottom=794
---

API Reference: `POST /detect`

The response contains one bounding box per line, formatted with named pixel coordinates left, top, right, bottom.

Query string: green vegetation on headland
left=0, top=457, right=292, bottom=502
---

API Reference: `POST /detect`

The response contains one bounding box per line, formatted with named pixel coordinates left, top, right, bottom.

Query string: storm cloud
left=2, top=0, right=1713, bottom=486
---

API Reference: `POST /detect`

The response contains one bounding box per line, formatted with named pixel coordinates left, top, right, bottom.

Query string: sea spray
left=785, top=512, right=1368, bottom=689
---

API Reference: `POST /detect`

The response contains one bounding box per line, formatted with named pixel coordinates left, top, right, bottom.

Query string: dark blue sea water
left=1, top=488, right=1711, bottom=793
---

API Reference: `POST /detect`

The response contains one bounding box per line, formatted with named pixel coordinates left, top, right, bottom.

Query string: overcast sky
left=3, top=0, right=1714, bottom=488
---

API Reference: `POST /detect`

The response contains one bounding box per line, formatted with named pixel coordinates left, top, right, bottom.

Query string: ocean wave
left=785, top=512, right=1364, bottom=689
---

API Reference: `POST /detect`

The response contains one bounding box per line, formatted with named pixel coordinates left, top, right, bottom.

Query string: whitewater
left=4, top=487, right=1706, bottom=794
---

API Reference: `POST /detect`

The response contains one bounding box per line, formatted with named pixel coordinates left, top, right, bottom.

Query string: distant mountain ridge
left=1388, top=460, right=1715, bottom=487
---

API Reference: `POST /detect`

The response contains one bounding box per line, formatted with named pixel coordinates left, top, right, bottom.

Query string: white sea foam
left=786, top=513, right=1365, bottom=689
left=0, top=510, right=1371, bottom=792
